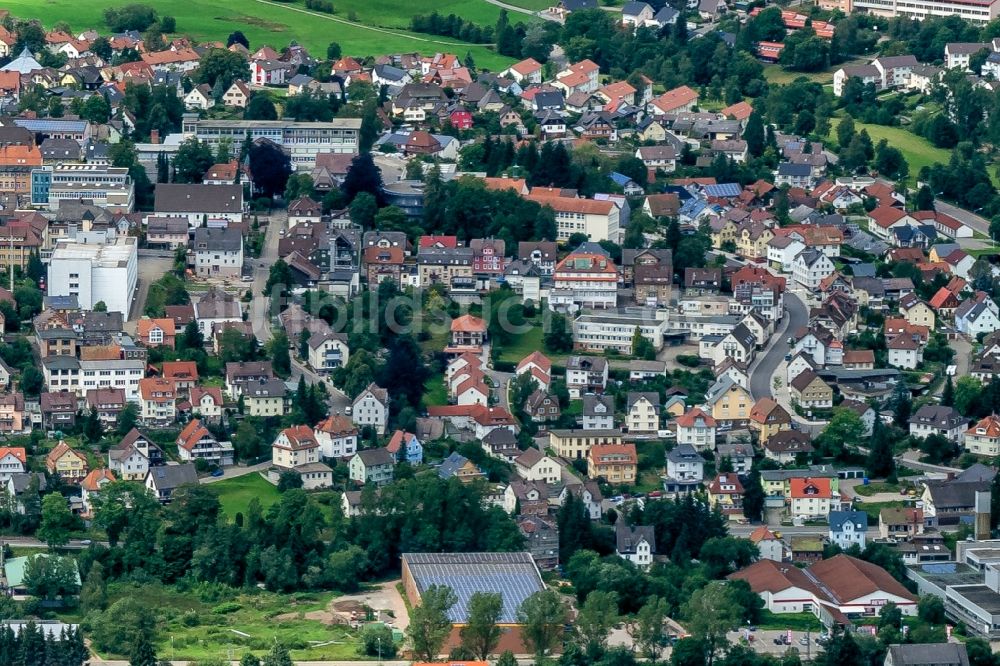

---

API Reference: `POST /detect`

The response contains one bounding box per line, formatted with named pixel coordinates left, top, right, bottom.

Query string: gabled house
left=664, top=442, right=704, bottom=496
left=675, top=407, right=717, bottom=450
left=349, top=448, right=395, bottom=486
left=177, top=418, right=233, bottom=467
left=386, top=430, right=423, bottom=466
left=615, top=522, right=656, bottom=568
left=352, top=383, right=389, bottom=435
left=44, top=441, right=88, bottom=483
left=789, top=370, right=833, bottom=409
left=146, top=463, right=198, bottom=503
left=626, top=392, right=660, bottom=433
left=829, top=510, right=868, bottom=550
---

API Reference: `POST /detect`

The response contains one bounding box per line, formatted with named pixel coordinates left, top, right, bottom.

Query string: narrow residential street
left=248, top=211, right=284, bottom=344
left=749, top=290, right=808, bottom=400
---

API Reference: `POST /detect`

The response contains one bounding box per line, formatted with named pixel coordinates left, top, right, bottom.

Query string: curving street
left=749, top=291, right=809, bottom=401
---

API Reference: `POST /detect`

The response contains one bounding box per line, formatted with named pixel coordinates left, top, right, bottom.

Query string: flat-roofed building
left=180, top=115, right=361, bottom=169
left=47, top=237, right=137, bottom=316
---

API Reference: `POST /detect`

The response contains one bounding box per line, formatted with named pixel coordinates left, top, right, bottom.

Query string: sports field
left=4, top=0, right=518, bottom=70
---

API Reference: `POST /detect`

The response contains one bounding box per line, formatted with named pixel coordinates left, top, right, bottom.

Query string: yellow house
left=638, top=120, right=667, bottom=142
left=548, top=429, right=623, bottom=461
left=761, top=471, right=840, bottom=498
left=45, top=441, right=89, bottom=483
left=789, top=371, right=834, bottom=409
left=711, top=220, right=739, bottom=250
left=900, top=296, right=935, bottom=330
left=703, top=379, right=752, bottom=425
left=748, top=397, right=792, bottom=444
left=736, top=224, right=774, bottom=261
left=708, top=473, right=744, bottom=519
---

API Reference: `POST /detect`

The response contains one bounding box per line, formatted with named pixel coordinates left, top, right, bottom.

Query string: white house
left=956, top=292, right=1000, bottom=337
left=675, top=407, right=717, bottom=450
left=192, top=227, right=243, bottom=278
left=314, top=414, right=358, bottom=459
left=829, top=510, right=868, bottom=550
left=791, top=249, right=835, bottom=292
left=615, top=522, right=656, bottom=569
left=184, top=84, right=216, bottom=110
left=582, top=395, right=615, bottom=430
left=887, top=334, right=923, bottom=369
left=909, top=405, right=967, bottom=443
left=352, top=383, right=389, bottom=435
left=767, top=236, right=805, bottom=273
left=664, top=442, right=704, bottom=497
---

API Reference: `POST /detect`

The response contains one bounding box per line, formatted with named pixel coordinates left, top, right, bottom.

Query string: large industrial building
left=401, top=552, right=547, bottom=655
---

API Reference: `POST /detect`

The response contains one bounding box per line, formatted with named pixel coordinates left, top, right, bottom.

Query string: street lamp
left=377, top=635, right=382, bottom=666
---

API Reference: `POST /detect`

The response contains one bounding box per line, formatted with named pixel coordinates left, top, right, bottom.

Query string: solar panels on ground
left=403, top=552, right=544, bottom=624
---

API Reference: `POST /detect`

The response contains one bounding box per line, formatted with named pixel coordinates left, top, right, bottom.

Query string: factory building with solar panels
left=401, top=552, right=547, bottom=655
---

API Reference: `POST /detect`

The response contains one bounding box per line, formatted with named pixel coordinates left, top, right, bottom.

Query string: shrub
left=211, top=601, right=242, bottom=614
left=677, top=354, right=701, bottom=368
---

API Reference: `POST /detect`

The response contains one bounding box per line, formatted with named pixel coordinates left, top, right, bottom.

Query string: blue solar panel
left=405, top=553, right=545, bottom=623
left=705, top=183, right=742, bottom=197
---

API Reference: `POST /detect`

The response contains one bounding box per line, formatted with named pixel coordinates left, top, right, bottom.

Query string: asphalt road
left=248, top=211, right=284, bottom=344
left=749, top=291, right=808, bottom=400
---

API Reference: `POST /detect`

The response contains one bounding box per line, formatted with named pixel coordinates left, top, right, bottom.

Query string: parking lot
left=725, top=629, right=827, bottom=658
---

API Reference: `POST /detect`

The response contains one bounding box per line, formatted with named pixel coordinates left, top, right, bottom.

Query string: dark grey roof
left=356, top=447, right=394, bottom=466
left=622, top=1, right=652, bottom=15
left=438, top=452, right=476, bottom=479
left=885, top=643, right=969, bottom=666
left=7, top=472, right=46, bottom=494
left=154, top=183, right=243, bottom=214
left=193, top=226, right=242, bottom=252
left=666, top=442, right=701, bottom=464
left=627, top=391, right=660, bottom=410
left=909, top=405, right=966, bottom=429
left=829, top=510, right=867, bottom=533
left=401, top=552, right=545, bottom=623
left=615, top=522, right=656, bottom=555
left=777, top=162, right=812, bottom=177
left=582, top=394, right=614, bottom=416
left=146, top=463, right=198, bottom=490
left=40, top=137, right=82, bottom=160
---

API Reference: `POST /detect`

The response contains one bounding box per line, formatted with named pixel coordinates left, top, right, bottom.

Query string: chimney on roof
left=150, top=129, right=159, bottom=144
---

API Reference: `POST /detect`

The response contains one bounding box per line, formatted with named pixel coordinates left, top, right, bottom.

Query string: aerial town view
left=2, top=0, right=1000, bottom=664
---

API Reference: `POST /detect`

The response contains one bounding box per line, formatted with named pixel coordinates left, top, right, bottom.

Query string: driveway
left=200, top=461, right=270, bottom=484
left=127, top=255, right=173, bottom=334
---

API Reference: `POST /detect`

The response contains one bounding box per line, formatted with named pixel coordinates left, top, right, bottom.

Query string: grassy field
left=854, top=123, right=950, bottom=185
left=78, top=583, right=360, bottom=661
left=210, top=473, right=282, bottom=520
left=422, top=373, right=449, bottom=407
left=757, top=610, right=823, bottom=632
left=763, top=64, right=835, bottom=86
left=3, top=0, right=517, bottom=70
left=852, top=481, right=900, bottom=497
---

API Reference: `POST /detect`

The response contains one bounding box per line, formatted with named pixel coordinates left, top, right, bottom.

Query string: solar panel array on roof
left=403, top=552, right=544, bottom=624
left=704, top=183, right=742, bottom=198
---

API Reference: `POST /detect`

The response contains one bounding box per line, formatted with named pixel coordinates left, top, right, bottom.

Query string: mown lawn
left=763, top=64, right=835, bottom=86
left=2, top=0, right=516, bottom=70
left=757, top=610, right=823, bottom=632
left=78, top=583, right=361, bottom=662
left=210, top=473, right=281, bottom=520
left=854, top=123, right=950, bottom=184
left=422, top=373, right=449, bottom=407
left=852, top=481, right=900, bottom=497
